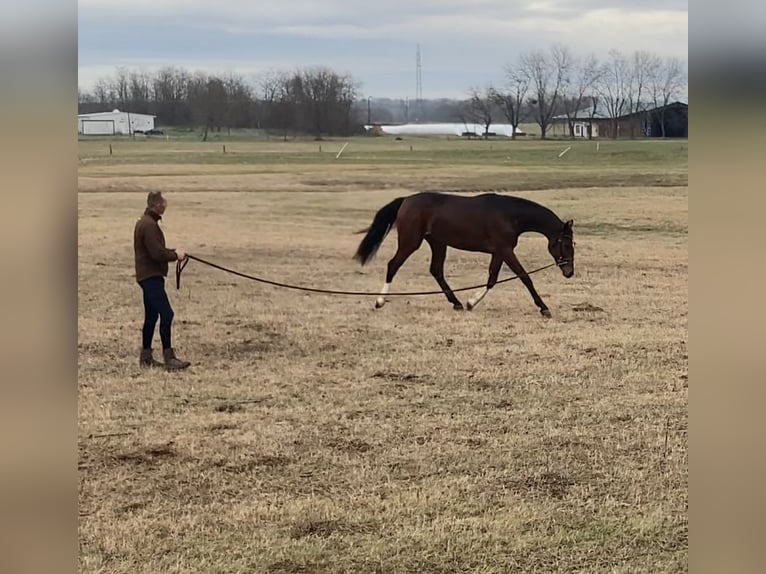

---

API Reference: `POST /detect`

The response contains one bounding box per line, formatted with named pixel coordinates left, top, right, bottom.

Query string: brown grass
left=78, top=139, right=687, bottom=573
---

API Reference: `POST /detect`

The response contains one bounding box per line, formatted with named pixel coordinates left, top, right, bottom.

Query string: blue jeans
left=139, top=276, right=174, bottom=350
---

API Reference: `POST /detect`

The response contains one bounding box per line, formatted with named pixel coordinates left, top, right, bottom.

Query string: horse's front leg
left=501, top=250, right=551, bottom=317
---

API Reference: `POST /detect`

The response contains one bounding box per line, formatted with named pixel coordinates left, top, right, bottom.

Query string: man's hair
left=147, top=191, right=165, bottom=207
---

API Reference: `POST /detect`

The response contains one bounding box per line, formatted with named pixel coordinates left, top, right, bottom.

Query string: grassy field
left=78, top=136, right=687, bottom=573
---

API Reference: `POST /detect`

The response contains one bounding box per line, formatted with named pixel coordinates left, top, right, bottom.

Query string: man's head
left=147, top=191, right=167, bottom=215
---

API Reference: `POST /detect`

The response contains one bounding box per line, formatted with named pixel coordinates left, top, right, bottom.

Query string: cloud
left=78, top=0, right=688, bottom=97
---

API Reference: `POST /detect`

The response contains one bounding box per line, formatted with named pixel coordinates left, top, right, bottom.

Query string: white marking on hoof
left=375, top=282, right=390, bottom=309
left=467, top=287, right=488, bottom=310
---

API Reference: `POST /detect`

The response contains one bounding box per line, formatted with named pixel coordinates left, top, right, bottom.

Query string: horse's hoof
left=453, top=303, right=464, bottom=311
left=540, top=309, right=552, bottom=318
left=375, top=299, right=386, bottom=309
left=466, top=301, right=474, bottom=311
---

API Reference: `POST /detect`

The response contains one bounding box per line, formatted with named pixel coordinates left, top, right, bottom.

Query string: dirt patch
left=288, top=518, right=373, bottom=540
left=323, top=437, right=373, bottom=453
left=213, top=454, right=292, bottom=473
left=114, top=443, right=177, bottom=466
left=371, top=371, right=428, bottom=383
left=572, top=302, right=605, bottom=312
left=505, top=472, right=578, bottom=499
left=207, top=422, right=239, bottom=431
left=267, top=560, right=334, bottom=574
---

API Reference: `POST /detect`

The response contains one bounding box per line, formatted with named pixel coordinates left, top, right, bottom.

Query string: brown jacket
left=134, top=208, right=178, bottom=283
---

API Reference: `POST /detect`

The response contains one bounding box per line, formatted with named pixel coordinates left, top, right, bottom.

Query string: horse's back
left=397, top=192, right=515, bottom=251
left=405, top=191, right=515, bottom=218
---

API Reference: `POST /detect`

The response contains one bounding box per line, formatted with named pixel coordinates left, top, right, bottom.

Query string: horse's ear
left=564, top=219, right=573, bottom=230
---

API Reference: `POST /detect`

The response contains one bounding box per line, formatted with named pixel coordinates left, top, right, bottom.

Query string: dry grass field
left=78, top=137, right=687, bottom=573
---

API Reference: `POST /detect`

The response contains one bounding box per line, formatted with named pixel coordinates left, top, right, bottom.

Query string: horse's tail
left=353, top=196, right=405, bottom=265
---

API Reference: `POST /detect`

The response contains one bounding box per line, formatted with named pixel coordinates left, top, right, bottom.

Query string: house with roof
left=550, top=101, right=688, bottom=139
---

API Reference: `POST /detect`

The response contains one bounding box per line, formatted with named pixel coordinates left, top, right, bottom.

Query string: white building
left=367, top=122, right=526, bottom=137
left=78, top=109, right=156, bottom=135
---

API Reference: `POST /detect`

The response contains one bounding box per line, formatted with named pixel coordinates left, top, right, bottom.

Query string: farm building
left=367, top=122, right=526, bottom=137
left=78, top=109, right=156, bottom=135
left=550, top=101, right=688, bottom=139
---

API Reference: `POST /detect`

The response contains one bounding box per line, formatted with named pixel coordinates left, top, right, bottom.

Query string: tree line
left=78, top=45, right=686, bottom=139
left=78, top=66, right=361, bottom=140
left=461, top=45, right=687, bottom=139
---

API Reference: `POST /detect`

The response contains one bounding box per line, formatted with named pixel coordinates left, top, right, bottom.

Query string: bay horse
left=353, top=192, right=575, bottom=316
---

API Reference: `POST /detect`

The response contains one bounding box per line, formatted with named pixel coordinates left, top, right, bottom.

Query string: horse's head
left=549, top=219, right=575, bottom=278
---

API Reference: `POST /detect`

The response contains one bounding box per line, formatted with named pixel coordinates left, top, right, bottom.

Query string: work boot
left=139, top=348, right=164, bottom=368
left=163, top=347, right=191, bottom=371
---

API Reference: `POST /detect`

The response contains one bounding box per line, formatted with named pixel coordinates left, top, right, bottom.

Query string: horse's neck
left=517, top=206, right=561, bottom=240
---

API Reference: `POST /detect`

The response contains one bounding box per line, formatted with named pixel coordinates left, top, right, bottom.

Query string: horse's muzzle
left=559, top=260, right=574, bottom=278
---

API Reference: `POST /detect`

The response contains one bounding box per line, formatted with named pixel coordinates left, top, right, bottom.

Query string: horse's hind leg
left=467, top=253, right=502, bottom=311
left=425, top=237, right=463, bottom=310
left=375, top=230, right=422, bottom=309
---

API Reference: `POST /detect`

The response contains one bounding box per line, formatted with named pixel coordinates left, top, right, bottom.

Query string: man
left=134, top=191, right=191, bottom=370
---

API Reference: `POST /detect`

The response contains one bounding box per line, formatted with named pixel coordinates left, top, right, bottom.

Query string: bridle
left=554, top=233, right=574, bottom=267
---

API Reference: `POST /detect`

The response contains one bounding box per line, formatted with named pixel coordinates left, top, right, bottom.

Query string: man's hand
left=176, top=249, right=188, bottom=261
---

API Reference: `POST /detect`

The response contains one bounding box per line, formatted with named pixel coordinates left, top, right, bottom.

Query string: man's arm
left=143, top=224, right=179, bottom=262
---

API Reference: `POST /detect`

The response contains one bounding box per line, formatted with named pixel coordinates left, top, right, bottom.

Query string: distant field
left=79, top=136, right=687, bottom=192
left=78, top=136, right=687, bottom=573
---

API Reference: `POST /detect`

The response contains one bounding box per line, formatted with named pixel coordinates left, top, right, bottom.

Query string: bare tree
left=128, top=70, right=152, bottom=114
left=649, top=57, right=687, bottom=138
left=627, top=50, right=660, bottom=137
left=596, top=49, right=631, bottom=139
left=221, top=73, right=253, bottom=130
left=188, top=73, right=227, bottom=141
left=521, top=43, right=571, bottom=139
left=463, top=86, right=495, bottom=138
left=92, top=78, right=112, bottom=106
left=152, top=67, right=192, bottom=126
left=112, top=67, right=130, bottom=107
left=561, top=54, right=601, bottom=138
left=585, top=94, right=600, bottom=140
left=299, top=67, right=358, bottom=139
left=258, top=71, right=294, bottom=139
left=493, top=62, right=530, bottom=140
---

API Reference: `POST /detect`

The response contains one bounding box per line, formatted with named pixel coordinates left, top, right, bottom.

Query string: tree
left=222, top=73, right=254, bottom=130
left=649, top=57, right=687, bottom=138
left=521, top=43, right=571, bottom=139
left=493, top=62, right=530, bottom=140
left=152, top=67, right=192, bottom=127
left=258, top=71, right=296, bottom=139
left=128, top=70, right=152, bottom=114
left=112, top=66, right=130, bottom=108
left=627, top=50, right=659, bottom=137
left=299, top=67, right=358, bottom=139
left=463, top=86, right=495, bottom=138
left=585, top=94, right=600, bottom=140
left=560, top=54, right=601, bottom=139
left=596, top=49, right=631, bottom=139
left=188, top=74, right=227, bottom=141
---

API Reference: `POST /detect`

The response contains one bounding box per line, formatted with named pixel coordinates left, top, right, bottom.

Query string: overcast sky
left=78, top=0, right=688, bottom=99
